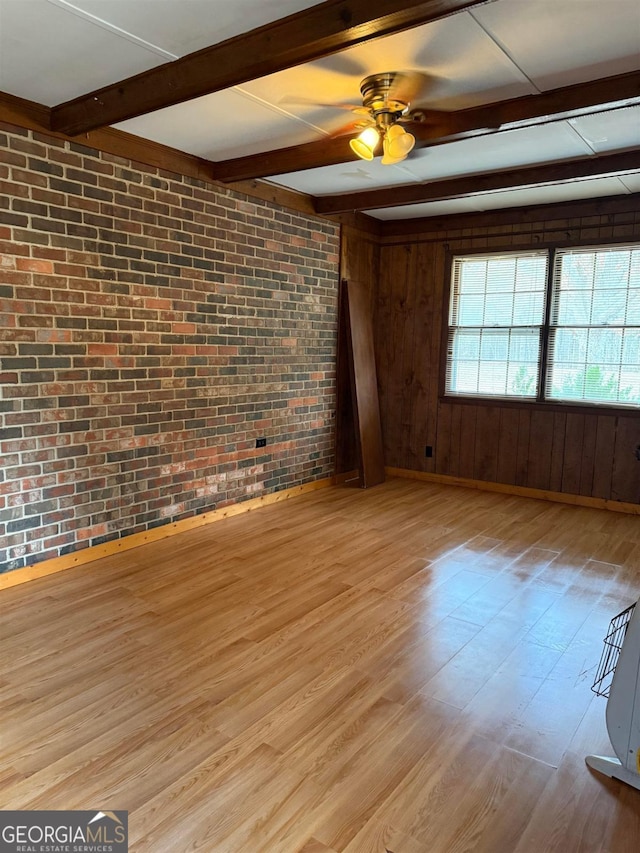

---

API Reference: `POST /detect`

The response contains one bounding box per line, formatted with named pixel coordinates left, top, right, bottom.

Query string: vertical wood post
left=339, top=279, right=385, bottom=487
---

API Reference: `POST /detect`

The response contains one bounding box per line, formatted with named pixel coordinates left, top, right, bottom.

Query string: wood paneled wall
left=371, top=202, right=640, bottom=504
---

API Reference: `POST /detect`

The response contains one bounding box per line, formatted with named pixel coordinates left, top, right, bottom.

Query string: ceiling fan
left=282, top=69, right=441, bottom=167
left=347, top=71, right=424, bottom=165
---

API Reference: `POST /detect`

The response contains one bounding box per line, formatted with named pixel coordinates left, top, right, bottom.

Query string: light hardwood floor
left=2, top=478, right=640, bottom=852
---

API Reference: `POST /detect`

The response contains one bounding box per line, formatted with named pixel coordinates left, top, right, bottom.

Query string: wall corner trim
left=386, top=467, right=640, bottom=515
left=0, top=478, right=334, bottom=591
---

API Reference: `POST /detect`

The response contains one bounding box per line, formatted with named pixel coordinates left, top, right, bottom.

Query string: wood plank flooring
left=2, top=478, right=639, bottom=852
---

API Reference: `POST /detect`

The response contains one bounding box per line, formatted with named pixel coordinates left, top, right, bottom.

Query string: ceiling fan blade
left=312, top=54, right=370, bottom=78
left=387, top=70, right=432, bottom=106
left=329, top=118, right=374, bottom=139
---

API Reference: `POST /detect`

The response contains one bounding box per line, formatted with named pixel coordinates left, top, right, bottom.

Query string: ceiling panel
left=620, top=174, right=640, bottom=193
left=0, top=0, right=167, bottom=105
left=568, top=106, right=640, bottom=153
left=397, top=122, right=594, bottom=182
left=62, top=0, right=322, bottom=56
left=116, top=89, right=326, bottom=161
left=241, top=11, right=537, bottom=126
left=473, top=0, right=640, bottom=90
left=369, top=176, right=633, bottom=220
left=268, top=156, right=422, bottom=197
left=269, top=122, right=594, bottom=196
left=370, top=196, right=485, bottom=219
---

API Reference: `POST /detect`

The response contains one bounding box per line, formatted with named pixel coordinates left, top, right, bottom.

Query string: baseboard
left=386, top=467, right=640, bottom=515
left=0, top=477, right=333, bottom=591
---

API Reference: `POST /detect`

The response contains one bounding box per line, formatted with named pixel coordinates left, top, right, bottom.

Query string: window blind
left=546, top=245, right=640, bottom=406
left=447, top=251, right=548, bottom=399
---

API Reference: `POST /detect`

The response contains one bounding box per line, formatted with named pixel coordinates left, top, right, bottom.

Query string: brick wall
left=0, top=124, right=340, bottom=574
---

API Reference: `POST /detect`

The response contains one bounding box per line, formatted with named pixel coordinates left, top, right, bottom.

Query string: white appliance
left=586, top=598, right=640, bottom=791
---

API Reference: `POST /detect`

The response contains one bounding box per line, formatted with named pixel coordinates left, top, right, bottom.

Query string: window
left=445, top=243, right=640, bottom=408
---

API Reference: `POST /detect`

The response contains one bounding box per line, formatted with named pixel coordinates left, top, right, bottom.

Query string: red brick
left=16, top=258, right=55, bottom=273
left=36, top=329, right=72, bottom=343
left=0, top=180, right=29, bottom=197
left=11, top=168, right=48, bottom=187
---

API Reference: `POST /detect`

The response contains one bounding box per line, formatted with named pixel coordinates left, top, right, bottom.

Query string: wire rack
left=591, top=602, right=637, bottom=697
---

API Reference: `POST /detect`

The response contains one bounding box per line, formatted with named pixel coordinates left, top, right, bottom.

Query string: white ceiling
left=0, top=0, right=639, bottom=221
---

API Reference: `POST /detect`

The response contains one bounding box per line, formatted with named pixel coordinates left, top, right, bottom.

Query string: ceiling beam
left=379, top=193, right=640, bottom=239
left=213, top=70, right=640, bottom=182
left=313, top=150, right=640, bottom=213
left=50, top=0, right=497, bottom=136
left=443, top=70, right=640, bottom=138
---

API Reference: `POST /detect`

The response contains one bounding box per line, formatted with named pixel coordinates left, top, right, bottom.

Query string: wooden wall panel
left=579, top=417, right=598, bottom=497
left=447, top=405, right=464, bottom=478
left=336, top=224, right=380, bottom=476
left=458, top=406, right=478, bottom=479
left=399, top=246, right=420, bottom=470
left=435, top=403, right=453, bottom=475
left=527, top=411, right=554, bottom=490
left=561, top=414, right=585, bottom=495
left=416, top=244, right=444, bottom=474
left=375, top=201, right=640, bottom=505
left=549, top=412, right=567, bottom=493
left=473, top=406, right=499, bottom=483
left=342, top=280, right=385, bottom=488
left=515, top=410, right=532, bottom=487
left=611, top=417, right=640, bottom=503
left=376, top=246, right=414, bottom=468
left=405, top=245, right=430, bottom=471
left=592, top=416, right=616, bottom=499
left=496, top=408, right=520, bottom=485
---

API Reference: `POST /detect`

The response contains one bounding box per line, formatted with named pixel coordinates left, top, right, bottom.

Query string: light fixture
left=381, top=124, right=415, bottom=164
left=385, top=123, right=415, bottom=159
left=349, top=73, right=417, bottom=166
left=349, top=126, right=380, bottom=161
left=352, top=120, right=416, bottom=165
left=380, top=138, right=404, bottom=165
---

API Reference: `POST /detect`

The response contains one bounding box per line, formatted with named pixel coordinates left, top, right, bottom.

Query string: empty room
left=1, top=0, right=639, bottom=851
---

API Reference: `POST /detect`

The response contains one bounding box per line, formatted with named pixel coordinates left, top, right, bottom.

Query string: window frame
left=440, top=237, right=640, bottom=417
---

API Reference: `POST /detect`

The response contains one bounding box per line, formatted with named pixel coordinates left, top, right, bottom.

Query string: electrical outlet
left=256, top=437, right=267, bottom=448
left=425, top=445, right=433, bottom=458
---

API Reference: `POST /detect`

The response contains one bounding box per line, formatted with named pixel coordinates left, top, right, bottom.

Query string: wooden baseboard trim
left=0, top=478, right=333, bottom=591
left=386, top=467, right=640, bottom=515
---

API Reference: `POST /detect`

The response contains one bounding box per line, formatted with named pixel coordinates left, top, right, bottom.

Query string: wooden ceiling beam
left=313, top=150, right=640, bottom=213
left=50, top=0, right=496, bottom=136
left=215, top=137, right=359, bottom=183
left=442, top=69, right=640, bottom=138
left=213, top=70, right=640, bottom=182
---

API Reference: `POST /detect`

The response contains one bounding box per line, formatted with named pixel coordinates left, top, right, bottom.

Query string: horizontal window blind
left=546, top=245, right=640, bottom=406
left=447, top=251, right=548, bottom=399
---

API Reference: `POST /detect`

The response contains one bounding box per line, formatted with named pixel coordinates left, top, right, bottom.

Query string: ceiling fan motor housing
left=360, top=72, right=410, bottom=125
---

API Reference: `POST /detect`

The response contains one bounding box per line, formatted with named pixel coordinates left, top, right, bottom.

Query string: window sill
left=439, top=394, right=640, bottom=418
